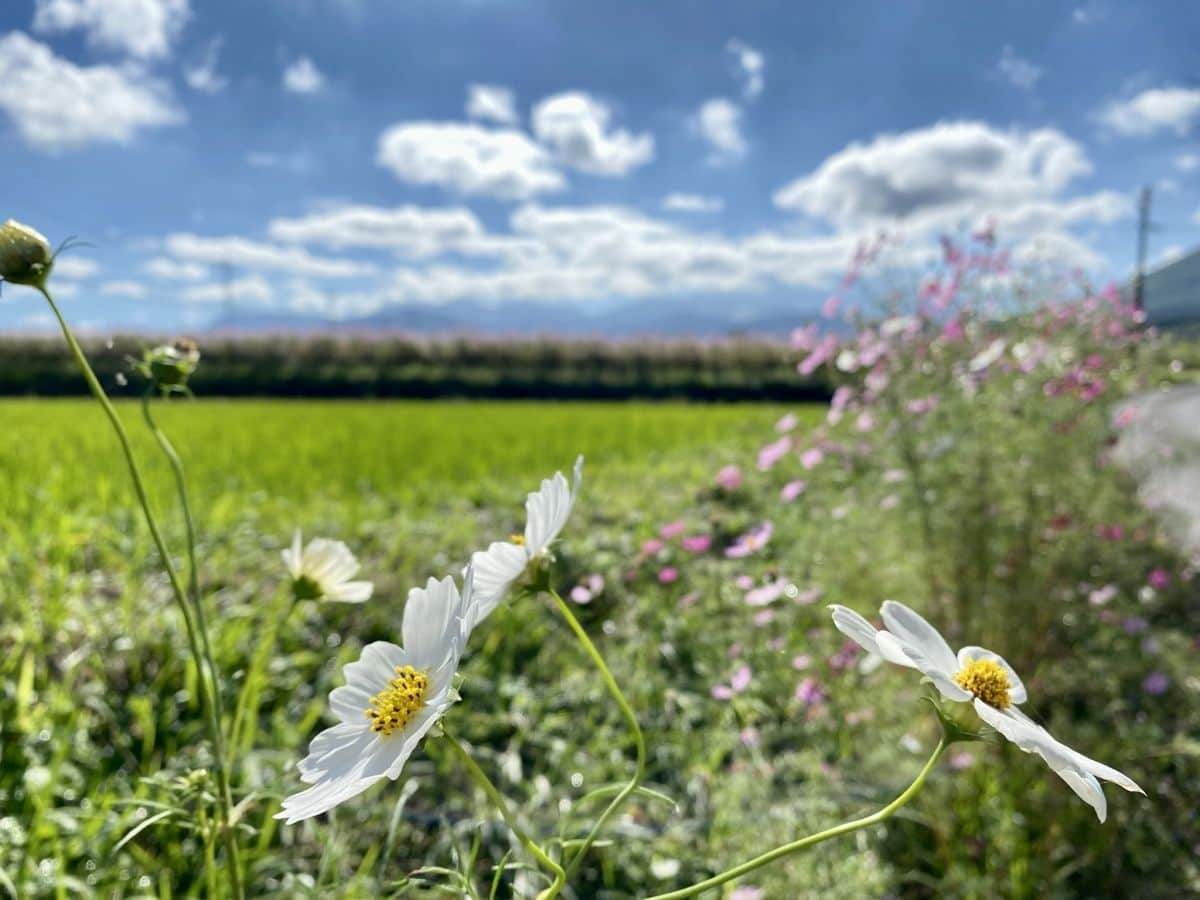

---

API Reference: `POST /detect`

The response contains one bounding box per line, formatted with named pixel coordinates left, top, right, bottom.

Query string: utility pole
left=1133, top=186, right=1151, bottom=313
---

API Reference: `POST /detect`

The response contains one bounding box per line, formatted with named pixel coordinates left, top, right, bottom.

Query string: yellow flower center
left=510, top=534, right=526, bottom=546
left=953, top=658, right=1011, bottom=709
left=365, top=665, right=429, bottom=736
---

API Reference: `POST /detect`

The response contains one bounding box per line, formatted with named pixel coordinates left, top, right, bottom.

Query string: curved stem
left=442, top=731, right=565, bottom=898
left=39, top=287, right=244, bottom=900
left=140, top=393, right=227, bottom=730
left=547, top=588, right=646, bottom=882
left=645, top=738, right=947, bottom=900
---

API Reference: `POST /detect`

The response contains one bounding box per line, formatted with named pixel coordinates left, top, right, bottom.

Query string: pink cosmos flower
left=795, top=677, right=825, bottom=707
left=798, top=335, right=837, bottom=377
left=827, top=385, right=854, bottom=425
left=1096, top=524, right=1125, bottom=542
left=716, top=464, right=743, bottom=491
left=658, top=567, right=679, bottom=584
left=681, top=534, right=712, bottom=553
left=712, top=664, right=753, bottom=700
left=570, top=585, right=594, bottom=604
left=731, top=888, right=764, bottom=900
left=941, top=317, right=965, bottom=342
left=1088, top=584, right=1117, bottom=606
left=745, top=578, right=787, bottom=607
left=642, top=538, right=665, bottom=555
left=739, top=727, right=761, bottom=748
left=659, top=519, right=687, bottom=539
left=821, top=293, right=841, bottom=318
left=678, top=591, right=699, bottom=608
left=792, top=654, right=812, bottom=670
left=907, top=396, right=939, bottom=415
left=752, top=609, right=775, bottom=626
left=780, top=479, right=806, bottom=502
left=800, top=447, right=824, bottom=469
left=1113, top=407, right=1139, bottom=428
left=725, top=521, right=774, bottom=558
left=734, top=574, right=755, bottom=590
left=1147, top=568, right=1171, bottom=590
left=790, top=323, right=817, bottom=352
left=855, top=411, right=875, bottom=432
left=775, top=412, right=799, bottom=433
left=757, top=435, right=792, bottom=471
left=793, top=586, right=823, bottom=605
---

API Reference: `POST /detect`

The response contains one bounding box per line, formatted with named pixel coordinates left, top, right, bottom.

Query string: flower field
left=2, top=232, right=1199, bottom=899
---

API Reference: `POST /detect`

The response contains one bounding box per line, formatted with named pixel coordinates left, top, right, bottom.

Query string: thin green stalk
left=38, top=287, right=244, bottom=900
left=229, top=589, right=298, bottom=755
left=645, top=738, right=947, bottom=900
left=442, top=732, right=565, bottom=898
left=140, top=393, right=228, bottom=731
left=547, top=588, right=646, bottom=883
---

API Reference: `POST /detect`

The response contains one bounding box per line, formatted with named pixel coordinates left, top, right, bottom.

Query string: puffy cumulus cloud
left=662, top=193, right=724, bottom=213
left=143, top=256, right=209, bottom=281
left=33, top=0, right=189, bottom=60
left=282, top=56, right=325, bottom=94
left=376, top=122, right=566, bottom=200
left=52, top=256, right=100, bottom=279
left=691, top=98, right=746, bottom=163
left=100, top=279, right=148, bottom=298
left=1011, top=231, right=1107, bottom=271
left=773, top=121, right=1093, bottom=229
left=183, top=37, right=227, bottom=94
left=165, top=233, right=376, bottom=278
left=0, top=33, right=183, bottom=151
left=466, top=83, right=518, bottom=126
left=726, top=39, right=765, bottom=100
left=269, top=204, right=490, bottom=257
left=531, top=91, right=654, bottom=176
left=995, top=46, right=1042, bottom=93
left=181, top=274, right=274, bottom=303
left=1099, top=87, right=1200, bottom=137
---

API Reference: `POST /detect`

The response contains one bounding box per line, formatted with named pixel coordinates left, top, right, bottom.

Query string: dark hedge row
left=0, top=334, right=830, bottom=401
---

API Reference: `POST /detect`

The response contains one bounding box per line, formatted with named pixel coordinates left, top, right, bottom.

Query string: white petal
left=880, top=601, right=958, bottom=678
left=345, top=642, right=406, bottom=690
left=297, top=722, right=365, bottom=782
left=327, top=580, right=373, bottom=604
left=282, top=529, right=303, bottom=579
left=956, top=646, right=1028, bottom=705
left=402, top=576, right=461, bottom=668
left=925, top=670, right=973, bottom=703
left=277, top=768, right=385, bottom=823
left=329, top=683, right=375, bottom=725
left=303, top=538, right=359, bottom=586
left=829, top=605, right=881, bottom=655
left=523, top=457, right=582, bottom=553
left=467, top=541, right=528, bottom=624
left=875, top=631, right=920, bottom=669
left=1056, top=768, right=1108, bottom=823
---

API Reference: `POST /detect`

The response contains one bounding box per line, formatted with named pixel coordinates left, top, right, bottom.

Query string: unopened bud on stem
left=0, top=219, right=53, bottom=289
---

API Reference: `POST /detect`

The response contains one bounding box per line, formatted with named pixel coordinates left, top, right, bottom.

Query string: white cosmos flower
left=282, top=530, right=373, bottom=604
left=830, top=600, right=1144, bottom=822
left=466, top=456, right=583, bottom=629
left=277, top=575, right=466, bottom=823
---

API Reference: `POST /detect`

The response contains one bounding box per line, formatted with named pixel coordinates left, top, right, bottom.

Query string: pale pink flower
left=658, top=566, right=679, bottom=584
left=790, top=323, right=817, bottom=352
left=821, top=293, right=841, bottom=318
left=775, top=412, right=799, bottom=433
left=793, top=586, right=823, bottom=605
left=678, top=591, right=699, bottom=608
left=941, top=317, right=965, bottom=342
left=1113, top=407, right=1139, bottom=428
left=780, top=479, right=806, bottom=502
left=712, top=664, right=753, bottom=700
left=659, top=519, right=687, bottom=539
left=734, top=574, right=755, bottom=590
left=731, top=888, right=764, bottom=900
left=907, top=395, right=939, bottom=415
left=752, top=609, right=775, bottom=626
left=855, top=411, right=875, bottom=432
left=795, top=677, right=825, bottom=707
left=798, top=335, right=837, bottom=377
left=879, top=494, right=899, bottom=511
left=800, top=447, right=824, bottom=469
left=725, top=521, right=773, bottom=558
left=827, top=385, right=853, bottom=424
left=570, top=585, right=594, bottom=604
left=739, top=727, right=761, bottom=748
left=642, top=538, right=665, bottom=555
left=1148, top=568, right=1171, bottom=590
left=681, top=534, right=712, bottom=553
left=1088, top=584, right=1117, bottom=606
left=758, top=435, right=792, bottom=471
left=716, top=464, right=743, bottom=491
left=745, top=578, right=787, bottom=607
left=792, top=654, right=812, bottom=670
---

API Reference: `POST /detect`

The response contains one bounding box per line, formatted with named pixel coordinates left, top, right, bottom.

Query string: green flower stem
left=39, top=286, right=244, bottom=900
left=229, top=589, right=298, bottom=756
left=442, top=731, right=565, bottom=898
left=139, top=392, right=227, bottom=730
left=645, top=738, right=947, bottom=900
left=547, top=588, right=646, bottom=883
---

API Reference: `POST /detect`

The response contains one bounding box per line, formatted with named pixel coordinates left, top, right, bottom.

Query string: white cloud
left=282, top=56, right=325, bottom=94
left=1099, top=87, right=1200, bottom=136
left=1193, top=207, right=1200, bottom=226
left=726, top=39, right=764, bottom=100
left=0, top=33, right=183, bottom=151
left=268, top=204, right=486, bottom=257
left=100, top=279, right=148, bottom=298
left=662, top=193, right=724, bottom=213
left=531, top=92, right=654, bottom=176
left=246, top=150, right=315, bottom=174
left=691, top=98, right=746, bottom=163
left=1175, top=152, right=1200, bottom=172
left=143, top=256, right=209, bottom=280
left=376, top=122, right=566, bottom=200
left=52, top=256, right=100, bottom=279
left=183, top=36, right=227, bottom=94
left=1153, top=244, right=1185, bottom=267
left=466, top=83, right=518, bottom=125
left=33, top=0, right=189, bottom=60
left=1012, top=231, right=1106, bottom=271
left=165, top=233, right=375, bottom=278
left=995, top=45, right=1042, bottom=93
left=773, top=121, right=1093, bottom=229
left=181, top=275, right=274, bottom=304
left=1072, top=2, right=1105, bottom=25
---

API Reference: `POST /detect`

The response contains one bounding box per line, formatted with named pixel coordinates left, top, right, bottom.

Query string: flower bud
left=0, top=219, right=53, bottom=288
left=140, top=338, right=201, bottom=390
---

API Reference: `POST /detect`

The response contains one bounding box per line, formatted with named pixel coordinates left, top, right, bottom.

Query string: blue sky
left=1, top=0, right=1199, bottom=333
